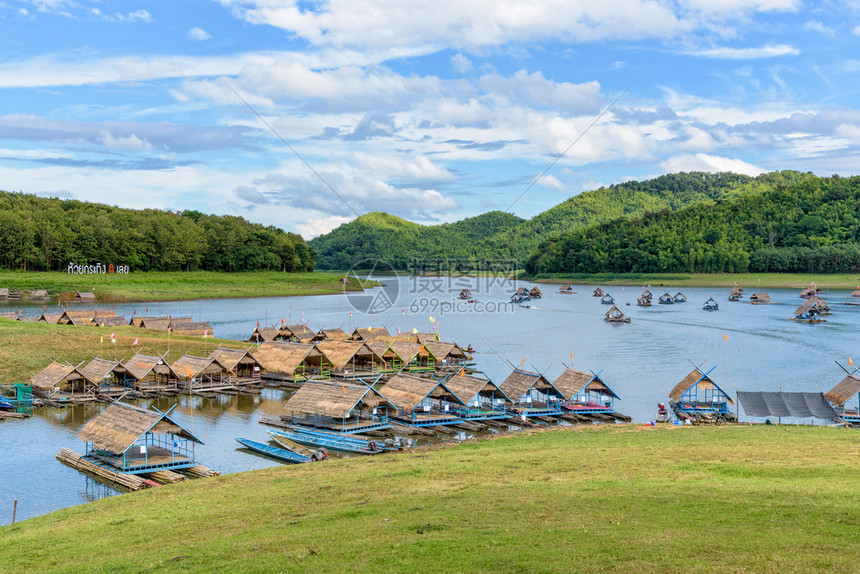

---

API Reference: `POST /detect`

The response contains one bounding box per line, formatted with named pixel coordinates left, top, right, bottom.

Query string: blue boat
left=235, top=437, right=312, bottom=464
left=268, top=428, right=385, bottom=455
left=0, top=398, right=15, bottom=411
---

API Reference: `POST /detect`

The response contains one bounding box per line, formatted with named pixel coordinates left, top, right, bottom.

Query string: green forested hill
left=526, top=173, right=860, bottom=275
left=310, top=171, right=813, bottom=269
left=0, top=191, right=315, bottom=272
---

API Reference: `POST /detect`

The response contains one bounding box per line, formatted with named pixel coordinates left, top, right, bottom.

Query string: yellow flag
left=100, top=336, right=103, bottom=344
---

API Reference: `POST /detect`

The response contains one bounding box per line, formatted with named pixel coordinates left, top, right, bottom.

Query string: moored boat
left=268, top=427, right=386, bottom=455
left=235, top=437, right=313, bottom=463
left=656, top=403, right=670, bottom=423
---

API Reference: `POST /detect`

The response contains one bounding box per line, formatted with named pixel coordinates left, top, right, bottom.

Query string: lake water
left=2, top=275, right=858, bottom=525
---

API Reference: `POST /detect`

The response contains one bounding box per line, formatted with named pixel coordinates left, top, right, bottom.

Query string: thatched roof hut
left=499, top=368, right=563, bottom=403
left=851, top=289, right=860, bottom=298
left=208, top=347, right=263, bottom=377
left=138, top=318, right=171, bottom=330
left=552, top=368, right=620, bottom=401
left=0, top=311, right=19, bottom=319
left=388, top=341, right=425, bottom=365
left=170, top=354, right=231, bottom=380
left=252, top=342, right=326, bottom=377
left=592, top=288, right=605, bottom=297
left=17, top=315, right=39, bottom=322
left=604, top=305, right=630, bottom=323
left=58, top=309, right=117, bottom=325
left=529, top=286, right=543, bottom=298
left=668, top=367, right=733, bottom=405
left=281, top=324, right=315, bottom=342
left=311, top=328, right=350, bottom=342
left=315, top=340, right=385, bottom=372
left=380, top=374, right=465, bottom=414
left=38, top=313, right=64, bottom=324
left=349, top=327, right=392, bottom=342
left=284, top=381, right=395, bottom=420
left=29, top=362, right=87, bottom=395
left=30, top=289, right=49, bottom=299
left=558, top=285, right=574, bottom=293
left=123, top=353, right=180, bottom=385
left=443, top=373, right=511, bottom=406
left=169, top=321, right=213, bottom=337
left=248, top=326, right=280, bottom=343
left=76, top=291, right=96, bottom=301
left=459, top=288, right=473, bottom=300
left=79, top=358, right=133, bottom=389
left=96, top=316, right=129, bottom=327
left=824, top=375, right=860, bottom=407
left=749, top=293, right=772, bottom=304
left=130, top=315, right=169, bottom=328
left=423, top=341, right=470, bottom=365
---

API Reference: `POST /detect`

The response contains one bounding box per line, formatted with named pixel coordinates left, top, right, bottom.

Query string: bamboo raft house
left=441, top=372, right=511, bottom=420
left=75, top=291, right=96, bottom=302
left=208, top=347, right=264, bottom=383
left=499, top=368, right=565, bottom=417
left=248, top=326, right=280, bottom=343
left=791, top=299, right=826, bottom=323
left=423, top=341, right=471, bottom=368
left=459, top=288, right=473, bottom=300
left=673, top=292, right=687, bottom=303
left=367, top=341, right=398, bottom=373
left=592, top=288, right=605, bottom=297
left=281, top=380, right=396, bottom=432
left=96, top=316, right=129, bottom=327
left=814, top=297, right=831, bottom=315
left=658, top=293, right=674, bottom=304
left=171, top=355, right=234, bottom=391
left=17, top=315, right=38, bottom=322
left=29, top=362, right=92, bottom=402
left=349, top=326, right=392, bottom=342
left=852, top=289, right=860, bottom=298
left=253, top=341, right=330, bottom=383
left=703, top=297, right=719, bottom=311
left=130, top=315, right=169, bottom=328
left=749, top=293, right=772, bottom=304
left=529, top=286, right=543, bottom=299
left=637, top=294, right=651, bottom=307
left=63, top=402, right=207, bottom=483
left=668, top=366, right=735, bottom=422
left=388, top=341, right=433, bottom=373
left=169, top=320, right=214, bottom=338
left=604, top=305, right=630, bottom=323
left=311, top=328, right=350, bottom=342
left=124, top=353, right=181, bottom=393
left=729, top=284, right=744, bottom=301
left=558, top=285, right=575, bottom=294
left=79, top=358, right=136, bottom=397
left=799, top=283, right=822, bottom=298
left=57, top=309, right=118, bottom=325
left=0, top=288, right=8, bottom=298
left=30, top=289, right=50, bottom=299
left=281, top=324, right=316, bottom=342
left=314, top=339, right=386, bottom=378
left=824, top=374, right=860, bottom=426
left=379, top=373, right=465, bottom=427
left=551, top=368, right=627, bottom=421
left=38, top=312, right=64, bottom=324
left=600, top=293, right=615, bottom=305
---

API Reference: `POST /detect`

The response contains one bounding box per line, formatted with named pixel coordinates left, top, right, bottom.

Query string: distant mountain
left=311, top=171, right=810, bottom=270
left=526, top=172, right=860, bottom=275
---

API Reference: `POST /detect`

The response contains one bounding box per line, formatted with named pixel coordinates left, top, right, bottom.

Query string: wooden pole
left=12, top=499, right=17, bottom=524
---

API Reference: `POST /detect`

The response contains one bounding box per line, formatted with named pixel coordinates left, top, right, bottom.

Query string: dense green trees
left=0, top=191, right=315, bottom=272
left=525, top=173, right=860, bottom=275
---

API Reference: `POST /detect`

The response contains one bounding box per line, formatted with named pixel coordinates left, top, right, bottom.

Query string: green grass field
left=0, top=270, right=374, bottom=303
left=1, top=424, right=857, bottom=573
left=530, top=272, right=860, bottom=289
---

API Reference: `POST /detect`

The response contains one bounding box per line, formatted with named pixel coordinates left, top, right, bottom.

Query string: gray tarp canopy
left=737, top=391, right=838, bottom=420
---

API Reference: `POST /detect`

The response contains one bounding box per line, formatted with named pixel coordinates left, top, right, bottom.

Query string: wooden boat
left=268, top=427, right=385, bottom=455
left=656, top=404, right=670, bottom=423
left=702, top=297, right=719, bottom=311
left=266, top=432, right=322, bottom=458
left=0, top=398, right=15, bottom=411
left=235, top=437, right=312, bottom=463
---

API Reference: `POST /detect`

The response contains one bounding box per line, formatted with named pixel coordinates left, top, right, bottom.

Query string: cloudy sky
left=2, top=1, right=860, bottom=237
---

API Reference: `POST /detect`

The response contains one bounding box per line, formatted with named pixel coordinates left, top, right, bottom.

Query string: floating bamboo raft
left=145, top=469, right=187, bottom=484
left=56, top=448, right=148, bottom=491
left=0, top=411, right=30, bottom=420
left=182, top=465, right=220, bottom=478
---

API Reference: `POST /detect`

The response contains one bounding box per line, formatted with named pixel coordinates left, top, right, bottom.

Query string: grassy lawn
left=0, top=271, right=375, bottom=303
left=1, top=424, right=858, bottom=573
left=529, top=272, right=860, bottom=289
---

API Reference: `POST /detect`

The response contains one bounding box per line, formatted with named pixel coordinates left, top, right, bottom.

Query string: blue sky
left=2, top=1, right=860, bottom=237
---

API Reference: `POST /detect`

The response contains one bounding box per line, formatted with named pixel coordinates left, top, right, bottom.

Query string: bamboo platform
left=0, top=411, right=30, bottom=420
left=145, top=469, right=188, bottom=484
left=56, top=448, right=148, bottom=491
left=182, top=465, right=220, bottom=478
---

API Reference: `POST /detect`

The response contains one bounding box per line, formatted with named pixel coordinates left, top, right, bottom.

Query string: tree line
left=0, top=191, right=315, bottom=272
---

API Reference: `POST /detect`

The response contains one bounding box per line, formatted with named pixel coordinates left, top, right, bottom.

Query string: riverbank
left=2, top=424, right=856, bottom=573
left=0, top=271, right=377, bottom=303
left=528, top=272, right=860, bottom=289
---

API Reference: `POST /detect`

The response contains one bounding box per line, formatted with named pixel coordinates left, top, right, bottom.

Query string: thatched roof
left=416, top=333, right=440, bottom=344
left=130, top=315, right=168, bottom=327
left=443, top=373, right=511, bottom=404
left=499, top=368, right=560, bottom=401
left=96, top=316, right=128, bottom=327
left=0, top=311, right=18, bottom=319
left=424, top=341, right=469, bottom=362
left=793, top=299, right=818, bottom=315
left=39, top=313, right=64, bottom=324
left=248, top=327, right=280, bottom=342
left=389, top=341, right=424, bottom=363
left=284, top=381, right=395, bottom=419
left=30, top=289, right=49, bottom=298
left=282, top=324, right=315, bottom=340
left=315, top=340, right=383, bottom=370
left=29, top=362, right=85, bottom=389
left=851, top=289, right=860, bottom=297
left=824, top=375, right=860, bottom=406
left=380, top=374, right=465, bottom=411
left=171, top=355, right=230, bottom=378
left=368, top=341, right=396, bottom=360
left=668, top=368, right=733, bottom=404
left=252, top=342, right=323, bottom=375
left=350, top=327, right=392, bottom=341
left=76, top=291, right=96, bottom=300
left=17, top=315, right=39, bottom=322
left=749, top=293, right=771, bottom=302
left=605, top=305, right=626, bottom=319
left=78, top=402, right=201, bottom=454
left=80, top=358, right=129, bottom=384
left=67, top=316, right=96, bottom=326
left=312, top=328, right=350, bottom=342
left=592, top=288, right=605, bottom=296
left=208, top=347, right=262, bottom=371
left=169, top=321, right=213, bottom=335
left=139, top=318, right=171, bottom=330
left=123, top=353, right=179, bottom=380
left=731, top=285, right=744, bottom=294
left=552, top=368, right=619, bottom=400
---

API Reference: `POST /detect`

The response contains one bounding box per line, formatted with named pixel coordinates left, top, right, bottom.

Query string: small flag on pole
left=110, top=333, right=116, bottom=344
left=132, top=338, right=138, bottom=346
left=850, top=357, right=854, bottom=367
left=570, top=351, right=573, bottom=360
left=521, top=355, right=525, bottom=365
left=203, top=329, right=208, bottom=338
left=723, top=333, right=728, bottom=342
left=100, top=336, right=104, bottom=344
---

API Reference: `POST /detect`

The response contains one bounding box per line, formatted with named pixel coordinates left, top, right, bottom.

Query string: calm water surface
left=2, top=276, right=858, bottom=525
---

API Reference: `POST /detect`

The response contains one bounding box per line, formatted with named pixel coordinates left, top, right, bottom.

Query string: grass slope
left=0, top=271, right=371, bottom=303
left=2, top=425, right=858, bottom=573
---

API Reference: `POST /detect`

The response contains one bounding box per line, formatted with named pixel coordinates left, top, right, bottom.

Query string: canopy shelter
left=459, top=288, right=473, bottom=300
left=78, top=402, right=203, bottom=474
left=738, top=391, right=839, bottom=421
left=379, top=373, right=465, bottom=426
left=252, top=341, right=329, bottom=382
left=349, top=327, right=392, bottom=342
left=282, top=380, right=395, bottom=432
left=123, top=353, right=180, bottom=392
left=80, top=358, right=135, bottom=396
left=604, top=305, right=630, bottom=323
left=30, top=289, right=49, bottom=299
left=499, top=368, right=565, bottom=416
left=558, top=285, right=574, bottom=293
left=29, top=362, right=89, bottom=399
left=668, top=366, right=735, bottom=420
left=592, top=288, right=605, bottom=297
left=280, top=324, right=315, bottom=342
left=552, top=368, right=621, bottom=414
left=208, top=347, right=263, bottom=381
left=673, top=292, right=687, bottom=303
left=248, top=327, right=280, bottom=343
left=442, top=372, right=511, bottom=420
left=824, top=374, right=860, bottom=424
left=311, top=328, right=350, bottom=342
left=641, top=289, right=652, bottom=299
left=171, top=355, right=232, bottom=390
left=315, top=340, right=386, bottom=377
left=749, top=293, right=772, bottom=304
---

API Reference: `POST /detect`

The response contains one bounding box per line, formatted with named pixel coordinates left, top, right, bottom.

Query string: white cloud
left=538, top=174, right=565, bottom=191
left=451, top=53, right=473, bottom=74
left=854, top=25, right=860, bottom=36
left=660, top=153, right=766, bottom=176
left=689, top=44, right=799, bottom=59
left=296, top=215, right=353, bottom=238
left=118, top=9, right=151, bottom=23
left=189, top=27, right=211, bottom=41
left=803, top=20, right=834, bottom=37
left=98, top=130, right=153, bottom=150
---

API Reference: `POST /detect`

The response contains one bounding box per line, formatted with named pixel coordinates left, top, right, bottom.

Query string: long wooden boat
left=284, top=424, right=386, bottom=446
left=268, top=428, right=385, bottom=455
left=235, top=437, right=312, bottom=463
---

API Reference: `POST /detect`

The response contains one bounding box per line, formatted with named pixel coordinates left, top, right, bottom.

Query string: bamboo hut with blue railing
left=600, top=293, right=615, bottom=305
left=252, top=341, right=330, bottom=383
left=791, top=299, right=826, bottom=323
left=551, top=368, right=626, bottom=420
left=282, top=380, right=396, bottom=433
left=668, top=366, right=735, bottom=422
left=442, top=372, right=511, bottom=420
left=315, top=339, right=386, bottom=378
left=658, top=293, right=674, bottom=304
left=824, top=374, right=860, bottom=426
left=208, top=347, right=264, bottom=383
left=499, top=368, right=565, bottom=417
left=79, top=358, right=136, bottom=397
left=171, top=355, right=233, bottom=391
left=124, top=353, right=180, bottom=393
left=29, top=362, right=91, bottom=400
left=379, top=374, right=465, bottom=426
